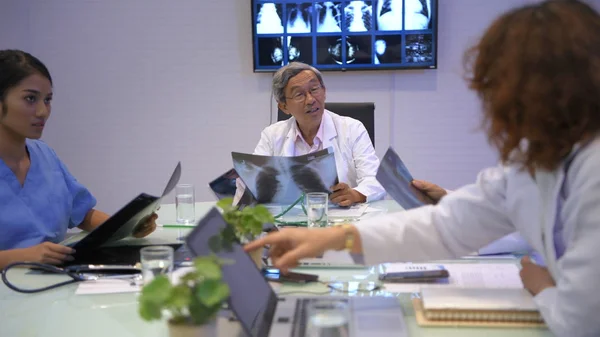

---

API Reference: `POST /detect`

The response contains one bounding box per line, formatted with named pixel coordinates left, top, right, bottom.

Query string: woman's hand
left=244, top=227, right=349, bottom=273
left=132, top=213, right=158, bottom=238
left=411, top=180, right=448, bottom=204
left=22, top=242, right=76, bottom=265
left=519, top=256, right=556, bottom=296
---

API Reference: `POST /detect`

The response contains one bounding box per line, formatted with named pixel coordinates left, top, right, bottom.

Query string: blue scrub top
left=0, top=139, right=97, bottom=250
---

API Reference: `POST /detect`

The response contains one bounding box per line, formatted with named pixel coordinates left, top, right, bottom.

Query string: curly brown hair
left=465, top=0, right=600, bottom=171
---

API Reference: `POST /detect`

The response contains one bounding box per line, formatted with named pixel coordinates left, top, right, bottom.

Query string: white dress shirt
left=291, top=115, right=325, bottom=155
left=355, top=137, right=600, bottom=337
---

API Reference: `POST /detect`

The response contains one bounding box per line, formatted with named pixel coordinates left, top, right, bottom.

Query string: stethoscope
left=1, top=262, right=141, bottom=294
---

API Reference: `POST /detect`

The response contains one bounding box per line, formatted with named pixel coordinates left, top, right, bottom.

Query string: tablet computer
left=67, top=162, right=181, bottom=256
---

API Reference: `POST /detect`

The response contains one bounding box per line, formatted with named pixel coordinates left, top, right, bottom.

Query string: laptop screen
left=185, top=208, right=277, bottom=337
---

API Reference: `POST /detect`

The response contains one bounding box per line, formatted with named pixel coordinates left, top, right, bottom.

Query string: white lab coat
left=356, top=137, right=600, bottom=337
left=237, top=110, right=386, bottom=202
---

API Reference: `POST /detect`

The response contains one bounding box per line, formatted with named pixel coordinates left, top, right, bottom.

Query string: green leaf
left=194, top=258, right=222, bottom=280
left=216, top=198, right=235, bottom=212
left=246, top=214, right=264, bottom=234
left=253, top=205, right=275, bottom=224
left=189, top=296, right=219, bottom=325
left=222, top=210, right=241, bottom=226
left=180, top=270, right=199, bottom=283
left=196, top=280, right=230, bottom=307
left=139, top=299, right=163, bottom=321
left=220, top=225, right=237, bottom=252
left=139, top=275, right=172, bottom=304
left=166, top=284, right=191, bottom=310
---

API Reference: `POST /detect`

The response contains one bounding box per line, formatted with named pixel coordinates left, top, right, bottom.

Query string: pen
left=160, top=224, right=196, bottom=228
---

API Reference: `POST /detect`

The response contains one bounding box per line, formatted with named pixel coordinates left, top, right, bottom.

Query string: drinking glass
left=176, top=183, right=195, bottom=224
left=306, top=192, right=328, bottom=228
left=140, top=245, right=174, bottom=285
left=306, top=299, right=350, bottom=337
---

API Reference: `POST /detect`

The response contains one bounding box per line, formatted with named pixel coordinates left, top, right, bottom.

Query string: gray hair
left=272, top=62, right=325, bottom=103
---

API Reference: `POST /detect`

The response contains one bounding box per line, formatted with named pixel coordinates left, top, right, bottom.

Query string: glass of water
left=140, top=245, right=174, bottom=285
left=306, top=299, right=350, bottom=337
left=176, top=183, right=195, bottom=224
left=306, top=192, right=328, bottom=228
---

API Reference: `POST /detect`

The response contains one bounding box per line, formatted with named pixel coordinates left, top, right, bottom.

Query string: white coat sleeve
left=355, top=166, right=516, bottom=265
left=253, top=129, right=274, bottom=156
left=350, top=122, right=386, bottom=202
left=533, top=149, right=600, bottom=337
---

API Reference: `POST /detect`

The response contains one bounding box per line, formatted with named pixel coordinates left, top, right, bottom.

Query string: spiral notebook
left=413, top=288, right=547, bottom=328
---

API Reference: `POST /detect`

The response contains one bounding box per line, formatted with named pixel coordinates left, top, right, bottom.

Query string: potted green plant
left=138, top=255, right=231, bottom=337
left=213, top=197, right=275, bottom=268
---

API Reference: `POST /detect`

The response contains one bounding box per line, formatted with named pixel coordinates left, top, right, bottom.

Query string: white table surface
left=0, top=200, right=552, bottom=337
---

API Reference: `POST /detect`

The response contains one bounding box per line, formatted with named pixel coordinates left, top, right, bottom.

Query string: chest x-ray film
left=376, top=147, right=429, bottom=209
left=232, top=147, right=338, bottom=204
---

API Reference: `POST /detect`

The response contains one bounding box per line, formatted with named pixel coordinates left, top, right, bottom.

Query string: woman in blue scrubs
left=0, top=50, right=157, bottom=268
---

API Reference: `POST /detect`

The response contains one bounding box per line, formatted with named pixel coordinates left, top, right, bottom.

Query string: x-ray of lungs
left=286, top=3, right=312, bottom=33
left=315, top=2, right=342, bottom=33
left=344, top=1, right=372, bottom=32
left=405, top=0, right=431, bottom=30
left=232, top=148, right=339, bottom=204
left=256, top=3, right=284, bottom=34
left=376, top=0, right=431, bottom=31
left=376, top=147, right=428, bottom=210
left=376, top=0, right=402, bottom=30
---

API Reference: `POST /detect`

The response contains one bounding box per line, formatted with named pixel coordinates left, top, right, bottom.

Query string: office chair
left=277, top=102, right=376, bottom=148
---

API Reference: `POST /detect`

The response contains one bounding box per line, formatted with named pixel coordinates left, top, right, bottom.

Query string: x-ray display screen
left=252, top=0, right=437, bottom=71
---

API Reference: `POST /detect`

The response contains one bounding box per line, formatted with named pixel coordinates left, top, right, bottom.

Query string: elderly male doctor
left=235, top=62, right=386, bottom=206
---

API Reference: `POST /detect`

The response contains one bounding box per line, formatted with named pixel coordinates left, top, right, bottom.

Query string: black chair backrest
left=277, top=102, right=375, bottom=148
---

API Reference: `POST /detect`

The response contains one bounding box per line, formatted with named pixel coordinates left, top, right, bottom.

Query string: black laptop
left=62, top=162, right=182, bottom=265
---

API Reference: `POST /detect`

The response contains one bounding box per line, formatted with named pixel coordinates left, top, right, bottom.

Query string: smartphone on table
left=261, top=268, right=319, bottom=283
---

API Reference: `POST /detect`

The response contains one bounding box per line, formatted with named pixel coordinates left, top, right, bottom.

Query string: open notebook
left=413, top=288, right=546, bottom=328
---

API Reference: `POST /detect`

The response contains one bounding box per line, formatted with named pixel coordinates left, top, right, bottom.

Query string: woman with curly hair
left=246, top=1, right=600, bottom=335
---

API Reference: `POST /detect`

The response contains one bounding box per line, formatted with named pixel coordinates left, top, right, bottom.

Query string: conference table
left=0, top=200, right=552, bottom=337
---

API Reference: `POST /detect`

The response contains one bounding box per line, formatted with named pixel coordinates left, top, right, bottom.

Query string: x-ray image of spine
left=256, top=3, right=284, bottom=34
left=405, top=0, right=431, bottom=30
left=344, top=1, right=372, bottom=32
left=405, top=34, right=433, bottom=63
left=287, top=3, right=312, bottom=33
left=315, top=2, right=342, bottom=33
left=376, top=0, right=401, bottom=31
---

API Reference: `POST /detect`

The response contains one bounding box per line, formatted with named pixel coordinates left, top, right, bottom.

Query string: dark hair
left=0, top=50, right=53, bottom=117
left=465, top=0, right=600, bottom=171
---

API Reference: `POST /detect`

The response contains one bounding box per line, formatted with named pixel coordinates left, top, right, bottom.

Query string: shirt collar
left=293, top=115, right=325, bottom=146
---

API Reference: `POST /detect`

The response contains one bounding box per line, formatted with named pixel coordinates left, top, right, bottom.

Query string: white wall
left=0, top=0, right=550, bottom=213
